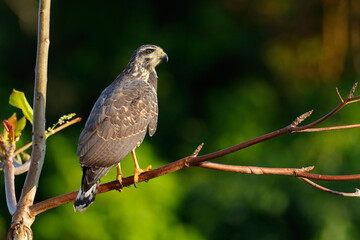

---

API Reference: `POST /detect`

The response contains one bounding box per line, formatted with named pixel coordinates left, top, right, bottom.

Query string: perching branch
left=27, top=83, right=360, bottom=216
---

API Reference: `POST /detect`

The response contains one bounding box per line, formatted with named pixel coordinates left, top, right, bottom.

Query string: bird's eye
left=146, top=49, right=154, bottom=54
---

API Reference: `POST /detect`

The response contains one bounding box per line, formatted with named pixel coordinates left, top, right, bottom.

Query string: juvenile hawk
left=74, top=45, right=168, bottom=212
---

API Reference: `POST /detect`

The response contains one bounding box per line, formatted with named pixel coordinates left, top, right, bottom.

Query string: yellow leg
left=116, top=163, right=124, bottom=192
left=132, top=148, right=152, bottom=184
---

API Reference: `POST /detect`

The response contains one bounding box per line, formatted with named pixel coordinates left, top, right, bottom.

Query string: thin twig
left=336, top=87, right=344, bottom=103
left=13, top=117, right=82, bottom=157
left=3, top=162, right=17, bottom=215
left=2, top=141, right=18, bottom=216
left=198, top=161, right=360, bottom=182
left=347, top=98, right=360, bottom=105
left=197, top=161, right=314, bottom=175
left=192, top=143, right=204, bottom=157
left=14, top=159, right=31, bottom=175
left=46, top=117, right=82, bottom=137
left=346, top=82, right=357, bottom=100
left=294, top=170, right=360, bottom=181
left=297, top=124, right=360, bottom=132
left=13, top=142, right=32, bottom=158
left=300, top=177, right=360, bottom=197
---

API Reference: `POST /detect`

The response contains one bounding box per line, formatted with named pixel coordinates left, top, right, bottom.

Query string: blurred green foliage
left=1, top=0, right=360, bottom=239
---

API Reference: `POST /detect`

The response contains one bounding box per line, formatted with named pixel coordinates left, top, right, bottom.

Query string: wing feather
left=77, top=78, right=158, bottom=167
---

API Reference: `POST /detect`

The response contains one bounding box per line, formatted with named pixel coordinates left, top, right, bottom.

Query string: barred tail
left=73, top=166, right=112, bottom=212
left=73, top=182, right=99, bottom=212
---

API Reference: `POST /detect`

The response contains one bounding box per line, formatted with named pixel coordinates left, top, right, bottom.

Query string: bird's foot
left=134, top=165, right=152, bottom=186
left=116, top=176, right=123, bottom=192
left=116, top=164, right=124, bottom=192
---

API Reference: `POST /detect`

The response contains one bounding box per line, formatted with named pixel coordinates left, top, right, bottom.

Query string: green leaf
left=15, top=116, right=27, bottom=137
left=9, top=89, right=33, bottom=124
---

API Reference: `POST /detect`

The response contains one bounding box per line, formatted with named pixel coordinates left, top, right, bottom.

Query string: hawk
left=74, top=45, right=168, bottom=212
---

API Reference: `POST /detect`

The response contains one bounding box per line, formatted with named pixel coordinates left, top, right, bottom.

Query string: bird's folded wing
left=77, top=80, right=158, bottom=167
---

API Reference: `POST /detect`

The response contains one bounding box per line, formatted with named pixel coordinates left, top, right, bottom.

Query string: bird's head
left=129, top=44, right=168, bottom=70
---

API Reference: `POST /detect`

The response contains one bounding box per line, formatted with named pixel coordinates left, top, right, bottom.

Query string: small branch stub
left=347, top=82, right=358, bottom=100
left=291, top=110, right=313, bottom=127
left=184, top=143, right=204, bottom=168
left=336, top=88, right=344, bottom=103
left=192, top=143, right=204, bottom=157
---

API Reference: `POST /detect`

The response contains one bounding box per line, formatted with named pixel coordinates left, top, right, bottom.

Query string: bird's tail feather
left=73, top=166, right=112, bottom=212
left=73, top=181, right=99, bottom=212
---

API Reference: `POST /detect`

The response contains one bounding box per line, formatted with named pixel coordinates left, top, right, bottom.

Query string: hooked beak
left=159, top=50, right=168, bottom=62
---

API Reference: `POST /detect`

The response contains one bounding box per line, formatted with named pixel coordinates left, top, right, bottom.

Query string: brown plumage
left=74, top=45, right=168, bottom=212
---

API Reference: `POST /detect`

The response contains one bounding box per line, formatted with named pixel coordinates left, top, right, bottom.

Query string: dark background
left=1, top=0, right=360, bottom=239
